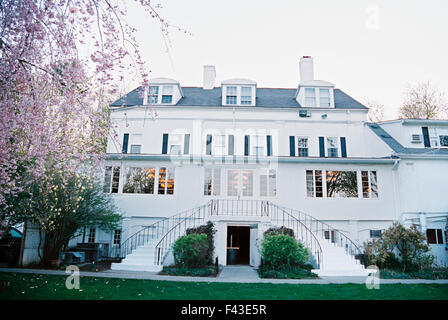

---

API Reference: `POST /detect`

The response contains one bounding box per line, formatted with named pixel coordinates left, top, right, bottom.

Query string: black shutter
left=422, top=127, right=430, bottom=147
left=228, top=135, right=234, bottom=155
left=319, top=137, right=325, bottom=157
left=162, top=133, right=168, bottom=154
left=340, top=137, right=347, bottom=158
left=122, top=133, right=129, bottom=154
left=244, top=135, right=250, bottom=156
left=206, top=134, right=212, bottom=155
left=183, top=134, right=190, bottom=155
left=267, top=135, right=272, bottom=156
left=289, top=136, right=295, bottom=156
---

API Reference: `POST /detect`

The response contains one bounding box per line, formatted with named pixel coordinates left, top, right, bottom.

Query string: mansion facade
left=76, top=57, right=448, bottom=275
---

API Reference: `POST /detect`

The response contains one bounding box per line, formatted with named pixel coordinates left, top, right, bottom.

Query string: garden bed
left=380, top=268, right=448, bottom=280
left=258, top=265, right=318, bottom=279
left=159, top=265, right=220, bottom=277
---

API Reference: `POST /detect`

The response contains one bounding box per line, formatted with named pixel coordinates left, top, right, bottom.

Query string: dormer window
left=319, top=88, right=331, bottom=107
left=305, top=88, right=316, bottom=107
left=226, top=86, right=237, bottom=105
left=241, top=86, right=252, bottom=105
left=161, top=85, right=173, bottom=104
left=148, top=86, right=159, bottom=104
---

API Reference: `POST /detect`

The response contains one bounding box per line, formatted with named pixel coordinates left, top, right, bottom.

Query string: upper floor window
left=305, top=88, right=316, bottom=107
left=319, top=88, right=331, bottom=107
left=440, top=135, right=448, bottom=147
left=204, top=168, right=221, bottom=196
left=161, top=85, right=173, bottom=104
left=103, top=166, right=120, bottom=193
left=326, top=170, right=358, bottom=198
left=252, top=135, right=265, bottom=156
left=169, top=133, right=183, bottom=155
left=260, top=169, right=277, bottom=197
left=226, top=86, right=237, bottom=105
left=297, top=137, right=308, bottom=157
left=326, top=137, right=338, bottom=157
left=148, top=86, right=159, bottom=104
left=241, top=86, right=252, bottom=105
left=361, top=171, right=378, bottom=198
left=306, top=170, right=323, bottom=198
left=122, top=167, right=174, bottom=195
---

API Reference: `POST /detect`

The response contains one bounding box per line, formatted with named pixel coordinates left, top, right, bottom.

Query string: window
left=169, top=134, right=183, bottom=155
left=161, top=85, right=173, bottom=104
left=324, top=230, right=336, bottom=243
left=113, top=230, right=121, bottom=245
left=297, top=137, right=308, bottom=157
left=305, top=88, right=316, bottom=107
left=130, top=145, right=141, bottom=154
left=213, top=135, right=226, bottom=155
left=156, top=167, right=174, bottom=195
left=241, top=86, right=252, bottom=105
left=427, top=229, right=444, bottom=244
left=361, top=171, right=378, bottom=198
left=242, top=170, right=253, bottom=196
left=319, top=88, right=331, bottom=107
left=306, top=170, right=323, bottom=198
left=327, top=137, right=338, bottom=157
left=123, top=167, right=156, bottom=194
left=252, top=135, right=265, bottom=156
left=326, top=171, right=358, bottom=198
left=204, top=168, right=221, bottom=196
left=226, top=86, right=237, bottom=105
left=103, top=166, right=120, bottom=193
left=440, top=135, right=448, bottom=147
left=88, top=228, right=96, bottom=243
left=260, top=169, right=276, bottom=197
left=370, top=230, right=382, bottom=238
left=227, top=170, right=239, bottom=196
left=148, top=86, right=159, bottom=104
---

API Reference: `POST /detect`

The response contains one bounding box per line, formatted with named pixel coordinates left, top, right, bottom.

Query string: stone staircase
left=111, top=236, right=162, bottom=272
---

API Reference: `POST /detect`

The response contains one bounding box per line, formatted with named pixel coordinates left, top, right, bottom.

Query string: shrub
left=186, top=221, right=216, bottom=265
left=260, top=233, right=309, bottom=270
left=172, top=233, right=209, bottom=268
left=363, top=222, right=434, bottom=272
left=258, top=264, right=318, bottom=279
left=161, top=265, right=217, bottom=277
left=264, top=226, right=294, bottom=238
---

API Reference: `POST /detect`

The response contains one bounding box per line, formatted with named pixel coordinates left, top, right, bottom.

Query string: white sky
left=122, top=0, right=448, bottom=119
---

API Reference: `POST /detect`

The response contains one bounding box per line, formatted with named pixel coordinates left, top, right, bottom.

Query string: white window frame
left=103, top=166, right=120, bottom=193
left=252, top=135, right=266, bottom=156
left=241, top=86, right=252, bottom=105
left=326, top=137, right=339, bottom=157
left=259, top=168, right=277, bottom=197
left=122, top=167, right=174, bottom=196
left=319, top=88, right=331, bottom=107
left=225, top=86, right=237, bottom=105
left=161, top=85, right=174, bottom=104
left=169, top=133, right=184, bottom=155
left=204, top=167, right=221, bottom=196
left=297, top=136, right=309, bottom=157
left=305, top=88, right=316, bottom=107
left=148, top=86, right=159, bottom=104
left=361, top=170, right=378, bottom=198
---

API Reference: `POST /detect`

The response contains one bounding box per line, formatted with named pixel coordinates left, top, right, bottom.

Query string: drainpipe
left=391, top=159, right=401, bottom=222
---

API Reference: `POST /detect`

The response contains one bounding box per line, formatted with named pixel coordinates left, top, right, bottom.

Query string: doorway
left=226, top=226, right=250, bottom=265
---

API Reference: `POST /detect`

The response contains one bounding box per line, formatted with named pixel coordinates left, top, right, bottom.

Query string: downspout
left=391, top=159, right=401, bottom=222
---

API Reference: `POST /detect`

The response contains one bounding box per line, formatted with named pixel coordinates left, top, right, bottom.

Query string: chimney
left=299, top=56, right=314, bottom=82
left=203, top=65, right=216, bottom=90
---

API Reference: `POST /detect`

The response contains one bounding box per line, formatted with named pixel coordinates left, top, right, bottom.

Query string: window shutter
left=289, top=136, right=295, bottom=156
left=319, top=137, right=325, bottom=157
left=267, top=135, right=272, bottom=156
left=206, top=134, right=212, bottom=155
left=183, top=134, right=190, bottom=155
left=244, top=135, right=250, bottom=156
left=228, top=135, right=235, bottom=156
left=340, top=137, right=347, bottom=158
left=422, top=127, right=430, bottom=147
left=162, top=133, right=168, bottom=154
left=122, top=133, right=129, bottom=154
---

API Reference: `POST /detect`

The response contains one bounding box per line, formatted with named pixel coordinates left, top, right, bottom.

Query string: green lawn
left=0, top=272, right=447, bottom=300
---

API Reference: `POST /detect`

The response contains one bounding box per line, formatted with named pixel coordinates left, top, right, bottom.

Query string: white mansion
left=85, top=57, right=447, bottom=275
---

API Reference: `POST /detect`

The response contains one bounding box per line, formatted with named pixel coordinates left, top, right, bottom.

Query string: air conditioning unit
left=299, top=110, right=311, bottom=118
left=59, top=251, right=85, bottom=264
left=411, top=134, right=422, bottom=143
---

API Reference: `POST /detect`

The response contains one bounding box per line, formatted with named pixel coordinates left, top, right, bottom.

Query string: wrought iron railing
left=210, top=199, right=269, bottom=216
left=268, top=203, right=362, bottom=259
left=154, top=202, right=210, bottom=265
left=113, top=202, right=211, bottom=258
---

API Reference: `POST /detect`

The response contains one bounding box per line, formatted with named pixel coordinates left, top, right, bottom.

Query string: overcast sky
left=122, top=0, right=448, bottom=119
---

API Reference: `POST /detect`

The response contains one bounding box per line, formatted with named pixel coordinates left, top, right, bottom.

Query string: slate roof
left=367, top=123, right=448, bottom=156
left=111, top=86, right=368, bottom=110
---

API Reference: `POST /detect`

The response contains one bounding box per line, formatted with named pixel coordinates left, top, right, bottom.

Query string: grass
left=0, top=272, right=447, bottom=300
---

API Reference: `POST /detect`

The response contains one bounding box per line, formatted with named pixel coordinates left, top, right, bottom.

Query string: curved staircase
left=111, top=200, right=369, bottom=276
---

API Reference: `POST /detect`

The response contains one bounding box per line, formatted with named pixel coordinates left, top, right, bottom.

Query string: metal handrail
left=113, top=202, right=211, bottom=258
left=268, top=202, right=362, bottom=258
left=154, top=202, right=211, bottom=265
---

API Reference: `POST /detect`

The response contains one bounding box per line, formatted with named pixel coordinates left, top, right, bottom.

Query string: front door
left=226, top=226, right=250, bottom=265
